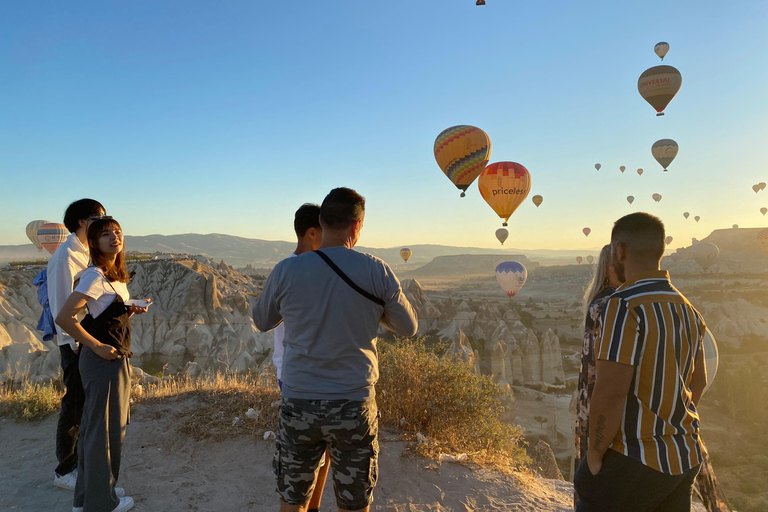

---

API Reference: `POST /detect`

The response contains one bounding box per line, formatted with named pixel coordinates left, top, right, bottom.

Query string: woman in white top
left=56, top=218, right=150, bottom=512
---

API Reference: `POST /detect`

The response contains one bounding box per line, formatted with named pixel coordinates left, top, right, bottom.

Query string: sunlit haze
left=2, top=1, right=767, bottom=251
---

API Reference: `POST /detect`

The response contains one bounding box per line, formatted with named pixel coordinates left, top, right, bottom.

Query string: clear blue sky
left=2, top=0, right=767, bottom=251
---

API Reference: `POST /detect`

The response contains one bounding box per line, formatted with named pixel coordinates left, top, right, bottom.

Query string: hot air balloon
left=665, top=236, right=673, bottom=245
left=531, top=195, right=543, bottom=208
left=652, top=139, right=678, bottom=171
left=637, top=168, right=644, bottom=176
left=652, top=193, right=662, bottom=203
left=638, top=65, right=682, bottom=116
left=692, top=242, right=719, bottom=270
left=760, top=182, right=767, bottom=191
left=399, top=248, right=412, bottom=263
left=761, top=207, right=767, bottom=216
left=495, top=261, right=527, bottom=298
left=476, top=0, right=485, bottom=4
left=753, top=184, right=761, bottom=193
left=758, top=229, right=768, bottom=255
left=582, top=227, right=591, bottom=237
left=683, top=212, right=690, bottom=219
left=694, top=216, right=700, bottom=222
left=733, top=224, right=739, bottom=229
left=701, top=327, right=719, bottom=394
left=576, top=256, right=583, bottom=264
left=495, top=228, right=509, bottom=245
left=595, top=163, right=601, bottom=171
left=627, top=196, right=634, bottom=205
left=619, top=166, right=626, bottom=173
left=37, top=223, right=68, bottom=256
left=586, top=255, right=594, bottom=264
left=26, top=220, right=51, bottom=252
left=434, top=125, right=492, bottom=197
left=477, top=162, right=531, bottom=227
left=654, top=42, right=670, bottom=61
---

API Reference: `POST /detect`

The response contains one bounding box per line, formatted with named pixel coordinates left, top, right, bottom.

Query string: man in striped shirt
left=574, top=212, right=707, bottom=512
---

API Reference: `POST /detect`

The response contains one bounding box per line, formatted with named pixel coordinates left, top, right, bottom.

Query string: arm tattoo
left=594, top=414, right=607, bottom=451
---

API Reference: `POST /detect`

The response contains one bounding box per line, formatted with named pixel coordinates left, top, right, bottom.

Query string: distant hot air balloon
left=652, top=193, right=662, bottom=202
left=532, top=195, right=543, bottom=208
left=595, top=163, right=601, bottom=171
left=760, top=182, right=767, bottom=191
left=733, top=224, right=738, bottom=229
left=495, top=261, right=527, bottom=298
left=478, top=162, right=532, bottom=227
left=758, top=229, right=768, bottom=255
left=753, top=184, right=761, bottom=193
left=495, top=228, right=509, bottom=245
left=637, top=168, right=644, bottom=176
left=692, top=242, right=719, bottom=270
left=652, top=139, right=678, bottom=171
left=654, top=42, right=670, bottom=61
left=582, top=227, right=591, bottom=237
left=619, top=166, right=626, bottom=173
left=37, top=223, right=68, bottom=256
left=26, top=220, right=51, bottom=252
left=586, top=255, right=594, bottom=264
left=399, top=248, right=412, bottom=263
left=576, top=256, right=583, bottom=265
left=638, top=65, right=682, bottom=116
left=683, top=212, right=690, bottom=219
left=665, top=236, right=673, bottom=245
left=434, top=125, right=492, bottom=197
left=694, top=216, right=700, bottom=222
left=627, top=196, right=634, bottom=205
left=761, top=207, right=767, bottom=216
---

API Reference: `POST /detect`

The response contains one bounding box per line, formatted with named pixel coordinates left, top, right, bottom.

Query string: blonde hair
left=582, top=244, right=613, bottom=316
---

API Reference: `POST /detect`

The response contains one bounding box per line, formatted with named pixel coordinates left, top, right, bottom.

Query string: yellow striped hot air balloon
left=434, top=125, right=492, bottom=197
left=638, top=65, right=682, bottom=116
left=399, top=248, right=412, bottom=263
left=37, top=223, right=68, bottom=255
left=26, top=220, right=51, bottom=252
left=477, top=162, right=531, bottom=227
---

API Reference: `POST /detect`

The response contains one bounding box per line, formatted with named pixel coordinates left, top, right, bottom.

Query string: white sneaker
left=54, top=470, right=78, bottom=490
left=113, top=496, right=135, bottom=512
left=71, top=488, right=126, bottom=511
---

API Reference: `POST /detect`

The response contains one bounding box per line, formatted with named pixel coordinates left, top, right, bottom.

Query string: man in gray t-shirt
left=253, top=187, right=417, bottom=512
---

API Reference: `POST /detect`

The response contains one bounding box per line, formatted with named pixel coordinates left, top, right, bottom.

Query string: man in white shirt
left=272, top=203, right=327, bottom=512
left=47, top=199, right=106, bottom=490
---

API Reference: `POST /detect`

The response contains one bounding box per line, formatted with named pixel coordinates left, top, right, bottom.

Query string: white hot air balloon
left=652, top=193, right=662, bottom=203
left=627, top=196, right=635, bottom=205
left=654, top=42, right=670, bottom=61
left=495, top=228, right=509, bottom=245
left=652, top=139, right=678, bottom=171
left=595, top=163, right=601, bottom=171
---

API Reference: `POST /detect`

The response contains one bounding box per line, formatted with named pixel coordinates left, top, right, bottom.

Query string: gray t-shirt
left=252, top=246, right=418, bottom=401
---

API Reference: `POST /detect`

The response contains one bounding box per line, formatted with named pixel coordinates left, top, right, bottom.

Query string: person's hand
left=587, top=450, right=603, bottom=476
left=127, top=298, right=152, bottom=316
left=93, top=343, right=120, bottom=361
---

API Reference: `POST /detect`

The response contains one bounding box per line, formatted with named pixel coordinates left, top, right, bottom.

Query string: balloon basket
left=502, top=222, right=508, bottom=227
left=460, top=192, right=466, bottom=197
left=656, top=112, right=665, bottom=116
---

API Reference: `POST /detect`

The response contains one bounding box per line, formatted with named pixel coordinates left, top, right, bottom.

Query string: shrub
left=0, top=382, right=62, bottom=421
left=377, top=337, right=529, bottom=472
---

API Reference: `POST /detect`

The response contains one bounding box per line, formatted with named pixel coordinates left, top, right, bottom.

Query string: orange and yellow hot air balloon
left=477, top=162, right=531, bottom=227
left=434, top=125, right=492, bottom=197
left=399, top=248, right=412, bottom=263
left=37, top=223, right=68, bottom=255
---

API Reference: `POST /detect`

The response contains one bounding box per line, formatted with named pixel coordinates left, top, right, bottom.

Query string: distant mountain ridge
left=0, top=233, right=595, bottom=268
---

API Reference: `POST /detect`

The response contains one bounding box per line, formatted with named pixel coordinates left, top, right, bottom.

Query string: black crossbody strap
left=314, top=250, right=385, bottom=306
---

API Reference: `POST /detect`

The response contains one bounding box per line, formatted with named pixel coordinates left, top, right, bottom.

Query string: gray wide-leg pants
left=74, top=347, right=130, bottom=512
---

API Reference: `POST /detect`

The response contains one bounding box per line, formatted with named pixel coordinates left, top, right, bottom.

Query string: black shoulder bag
left=313, top=250, right=385, bottom=306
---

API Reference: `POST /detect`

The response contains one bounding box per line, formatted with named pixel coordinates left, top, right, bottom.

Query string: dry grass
left=378, top=337, right=531, bottom=473
left=0, top=381, right=63, bottom=421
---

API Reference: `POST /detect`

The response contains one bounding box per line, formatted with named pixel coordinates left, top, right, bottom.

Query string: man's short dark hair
left=319, top=188, right=365, bottom=230
left=63, top=199, right=106, bottom=233
left=294, top=203, right=321, bottom=237
left=611, top=212, right=665, bottom=261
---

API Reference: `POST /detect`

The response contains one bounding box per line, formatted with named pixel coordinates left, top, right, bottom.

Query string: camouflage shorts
left=274, top=397, right=379, bottom=510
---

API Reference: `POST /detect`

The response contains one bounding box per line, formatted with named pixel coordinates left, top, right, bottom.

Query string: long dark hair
left=87, top=218, right=129, bottom=283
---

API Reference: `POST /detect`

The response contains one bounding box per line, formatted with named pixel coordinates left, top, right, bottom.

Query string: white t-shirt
left=75, top=267, right=130, bottom=319
left=272, top=253, right=297, bottom=381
